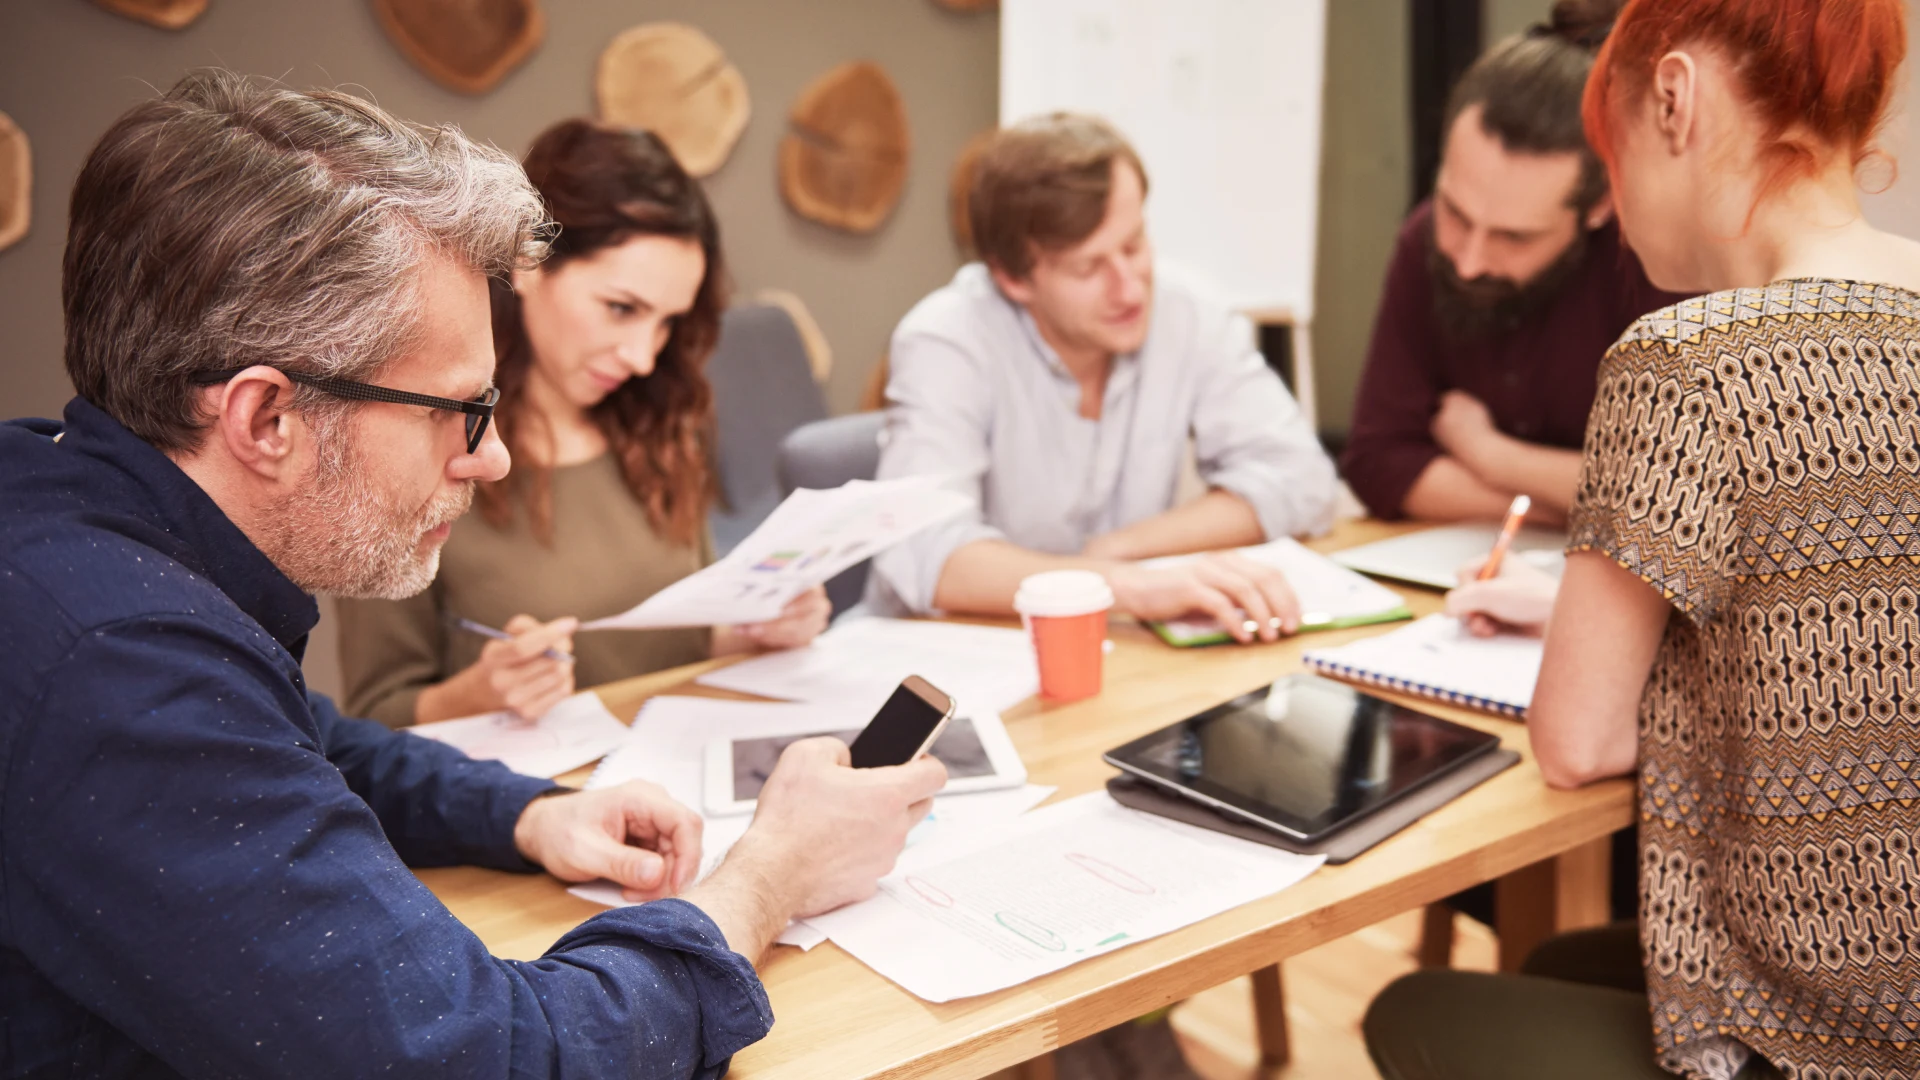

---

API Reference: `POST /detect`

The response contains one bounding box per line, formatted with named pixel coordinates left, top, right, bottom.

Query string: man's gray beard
left=259, top=427, right=473, bottom=600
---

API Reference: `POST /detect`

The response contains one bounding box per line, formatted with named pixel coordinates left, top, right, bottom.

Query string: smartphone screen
left=848, top=677, right=952, bottom=769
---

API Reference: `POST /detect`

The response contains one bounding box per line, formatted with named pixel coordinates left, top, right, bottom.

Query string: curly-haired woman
left=339, top=120, right=827, bottom=727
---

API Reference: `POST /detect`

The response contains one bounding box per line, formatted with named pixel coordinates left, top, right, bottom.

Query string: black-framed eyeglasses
left=193, top=367, right=499, bottom=454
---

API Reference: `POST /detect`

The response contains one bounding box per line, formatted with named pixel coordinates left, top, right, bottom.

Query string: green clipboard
left=1147, top=604, right=1415, bottom=648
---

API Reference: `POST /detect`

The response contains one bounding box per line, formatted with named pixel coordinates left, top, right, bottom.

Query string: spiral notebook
left=1301, top=615, right=1542, bottom=719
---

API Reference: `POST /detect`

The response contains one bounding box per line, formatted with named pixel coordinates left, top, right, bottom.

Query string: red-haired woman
left=338, top=120, right=827, bottom=727
left=1370, top=1, right=1918, bottom=1078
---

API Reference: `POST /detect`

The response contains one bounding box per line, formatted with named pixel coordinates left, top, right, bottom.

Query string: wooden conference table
left=418, top=520, right=1635, bottom=1080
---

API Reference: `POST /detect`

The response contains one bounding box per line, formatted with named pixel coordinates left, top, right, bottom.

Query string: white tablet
left=701, top=711, right=1027, bottom=817
left=1331, top=524, right=1569, bottom=590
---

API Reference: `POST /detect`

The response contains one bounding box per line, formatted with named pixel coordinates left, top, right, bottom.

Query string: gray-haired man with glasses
left=0, top=71, right=942, bottom=1079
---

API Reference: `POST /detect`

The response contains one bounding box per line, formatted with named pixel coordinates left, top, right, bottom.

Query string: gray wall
left=1484, top=0, right=1551, bottom=42
left=0, top=0, right=1000, bottom=421
left=1311, top=0, right=1410, bottom=437
left=1862, top=2, right=1920, bottom=237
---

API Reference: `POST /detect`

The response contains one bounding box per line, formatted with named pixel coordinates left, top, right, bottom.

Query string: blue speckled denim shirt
left=0, top=399, right=773, bottom=1079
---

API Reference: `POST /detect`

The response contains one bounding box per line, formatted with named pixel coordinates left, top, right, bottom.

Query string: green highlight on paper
left=1096, top=932, right=1130, bottom=946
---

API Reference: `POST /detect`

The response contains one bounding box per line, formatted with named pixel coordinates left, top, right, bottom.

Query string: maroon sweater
left=1341, top=200, right=1680, bottom=519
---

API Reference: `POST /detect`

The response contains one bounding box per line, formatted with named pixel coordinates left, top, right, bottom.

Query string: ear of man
left=205, top=366, right=307, bottom=483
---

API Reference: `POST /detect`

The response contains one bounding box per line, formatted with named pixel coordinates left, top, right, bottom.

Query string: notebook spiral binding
left=1303, top=656, right=1529, bottom=720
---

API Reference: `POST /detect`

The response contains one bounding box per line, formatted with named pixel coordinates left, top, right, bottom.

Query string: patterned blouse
left=1569, top=279, right=1920, bottom=1080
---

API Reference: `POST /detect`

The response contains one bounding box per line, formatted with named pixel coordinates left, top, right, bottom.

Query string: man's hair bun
left=1532, top=0, right=1625, bottom=50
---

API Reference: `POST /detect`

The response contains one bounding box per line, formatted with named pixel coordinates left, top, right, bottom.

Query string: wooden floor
left=985, top=908, right=1499, bottom=1080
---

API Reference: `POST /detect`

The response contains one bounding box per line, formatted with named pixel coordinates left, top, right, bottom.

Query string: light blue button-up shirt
left=869, top=262, right=1336, bottom=615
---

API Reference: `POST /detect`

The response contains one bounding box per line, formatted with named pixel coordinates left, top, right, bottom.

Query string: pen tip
left=1512, top=495, right=1531, bottom=515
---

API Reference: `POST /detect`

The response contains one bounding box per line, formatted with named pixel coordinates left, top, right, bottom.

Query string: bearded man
left=1340, top=6, right=1680, bottom=526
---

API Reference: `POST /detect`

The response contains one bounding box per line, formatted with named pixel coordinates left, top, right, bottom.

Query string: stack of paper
left=805, top=792, right=1325, bottom=1002
left=1302, top=614, right=1544, bottom=718
left=1143, top=537, right=1413, bottom=645
left=583, top=476, right=970, bottom=630
left=404, top=692, right=629, bottom=778
left=696, top=617, right=1040, bottom=716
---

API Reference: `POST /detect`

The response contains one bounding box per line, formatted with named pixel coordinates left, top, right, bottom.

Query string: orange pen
left=1476, top=495, right=1532, bottom=581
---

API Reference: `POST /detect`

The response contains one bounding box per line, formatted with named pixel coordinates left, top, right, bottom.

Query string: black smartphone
left=848, top=675, right=956, bottom=769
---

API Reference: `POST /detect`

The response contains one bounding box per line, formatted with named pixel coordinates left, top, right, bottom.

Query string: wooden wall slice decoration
left=596, top=23, right=750, bottom=179
left=371, top=0, right=544, bottom=96
left=779, top=62, right=909, bottom=234
left=91, top=0, right=208, bottom=30
left=0, top=111, right=29, bottom=253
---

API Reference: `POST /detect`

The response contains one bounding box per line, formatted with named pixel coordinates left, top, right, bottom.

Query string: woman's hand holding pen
left=417, top=614, right=579, bottom=724
left=1445, top=495, right=1557, bottom=637
left=1445, top=556, right=1558, bottom=638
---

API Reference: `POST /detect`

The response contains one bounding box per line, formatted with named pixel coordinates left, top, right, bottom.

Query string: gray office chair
left=706, top=304, right=830, bottom=554
left=776, top=411, right=886, bottom=616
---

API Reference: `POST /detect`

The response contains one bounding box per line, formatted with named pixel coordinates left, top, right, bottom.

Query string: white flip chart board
left=1000, top=0, right=1329, bottom=320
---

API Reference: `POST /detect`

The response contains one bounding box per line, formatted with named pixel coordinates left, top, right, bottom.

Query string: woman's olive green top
left=337, top=453, right=712, bottom=728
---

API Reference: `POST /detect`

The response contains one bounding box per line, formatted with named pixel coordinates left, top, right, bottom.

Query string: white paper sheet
left=1144, top=537, right=1410, bottom=640
left=804, top=792, right=1324, bottom=1002
left=695, top=618, right=1040, bottom=717
left=563, top=696, right=1052, bottom=948
left=582, top=477, right=971, bottom=630
left=403, top=692, right=628, bottom=779
left=568, top=785, right=1057, bottom=951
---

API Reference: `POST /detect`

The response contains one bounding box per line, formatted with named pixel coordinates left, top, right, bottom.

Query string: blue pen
left=444, top=613, right=573, bottom=662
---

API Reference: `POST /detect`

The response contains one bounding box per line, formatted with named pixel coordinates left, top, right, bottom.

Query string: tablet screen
left=729, top=715, right=995, bottom=802
left=1103, top=676, right=1499, bottom=840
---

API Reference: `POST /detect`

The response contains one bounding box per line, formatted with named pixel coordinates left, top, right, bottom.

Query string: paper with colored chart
left=403, top=691, right=628, bottom=779
left=803, top=791, right=1325, bottom=1002
left=580, top=476, right=971, bottom=630
left=696, top=617, right=1040, bottom=717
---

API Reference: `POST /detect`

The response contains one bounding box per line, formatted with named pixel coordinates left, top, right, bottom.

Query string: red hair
left=1584, top=0, right=1907, bottom=205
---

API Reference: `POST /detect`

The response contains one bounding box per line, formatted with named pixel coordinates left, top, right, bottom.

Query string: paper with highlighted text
left=804, top=791, right=1324, bottom=1002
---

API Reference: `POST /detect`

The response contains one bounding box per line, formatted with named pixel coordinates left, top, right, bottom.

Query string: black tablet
left=1101, top=674, right=1502, bottom=843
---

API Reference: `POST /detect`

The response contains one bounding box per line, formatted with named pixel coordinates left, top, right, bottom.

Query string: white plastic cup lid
left=1013, top=570, right=1115, bottom=618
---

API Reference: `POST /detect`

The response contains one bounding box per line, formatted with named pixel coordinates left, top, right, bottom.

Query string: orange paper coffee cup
left=1014, top=571, right=1114, bottom=703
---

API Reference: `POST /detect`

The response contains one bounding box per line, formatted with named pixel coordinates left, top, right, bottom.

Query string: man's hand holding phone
left=737, top=737, right=947, bottom=916
left=750, top=675, right=955, bottom=914
left=681, top=678, right=955, bottom=959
